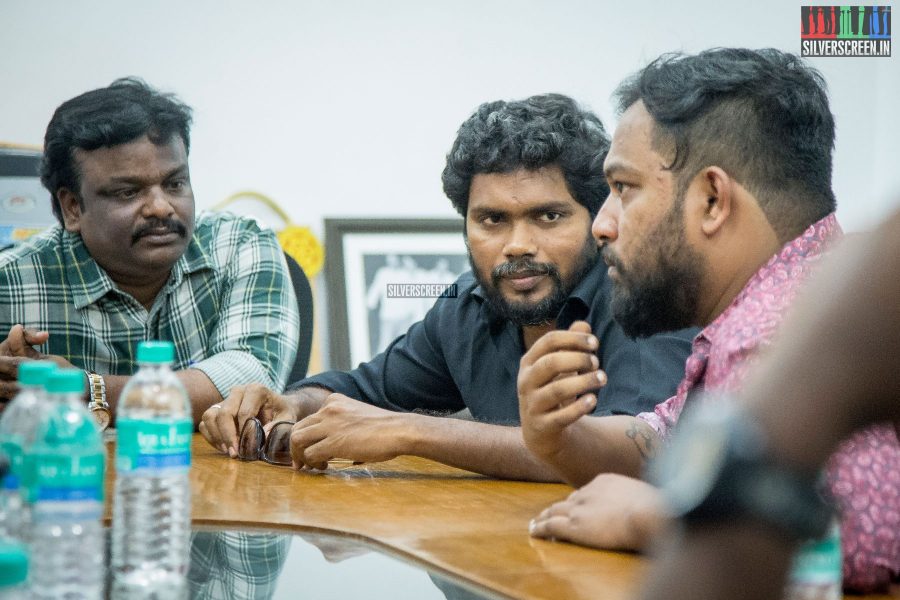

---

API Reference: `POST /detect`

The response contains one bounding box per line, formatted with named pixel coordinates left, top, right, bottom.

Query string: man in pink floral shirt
left=518, top=48, right=898, bottom=592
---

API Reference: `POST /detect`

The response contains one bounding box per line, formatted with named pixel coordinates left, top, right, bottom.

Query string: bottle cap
left=17, top=361, right=57, bottom=386
left=136, top=341, right=175, bottom=363
left=45, top=369, right=85, bottom=394
left=0, top=541, right=28, bottom=587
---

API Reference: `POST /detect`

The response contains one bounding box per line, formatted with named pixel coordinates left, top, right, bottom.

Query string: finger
left=290, top=421, right=324, bottom=470
left=22, top=328, right=49, bottom=347
left=234, top=384, right=272, bottom=434
left=200, top=407, right=227, bottom=454
left=5, top=325, right=40, bottom=358
left=0, top=381, right=20, bottom=400
left=0, top=356, right=29, bottom=380
left=300, top=439, right=333, bottom=471
left=526, top=351, right=600, bottom=389
left=213, top=396, right=240, bottom=458
left=529, top=514, right=575, bottom=540
left=567, top=320, right=592, bottom=334
left=526, top=372, right=605, bottom=414
left=545, top=394, right=597, bottom=428
left=522, top=329, right=599, bottom=367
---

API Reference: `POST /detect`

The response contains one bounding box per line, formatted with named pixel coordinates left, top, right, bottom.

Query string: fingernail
left=228, top=447, right=237, bottom=458
left=587, top=336, right=598, bottom=349
left=220, top=444, right=227, bottom=454
left=590, top=355, right=599, bottom=369
left=597, top=370, right=607, bottom=385
left=528, top=519, right=537, bottom=535
left=584, top=395, right=596, bottom=408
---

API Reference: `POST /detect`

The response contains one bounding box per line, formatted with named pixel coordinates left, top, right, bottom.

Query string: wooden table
left=102, top=435, right=895, bottom=600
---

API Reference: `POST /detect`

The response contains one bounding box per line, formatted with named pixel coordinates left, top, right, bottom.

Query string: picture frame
left=324, top=218, right=469, bottom=372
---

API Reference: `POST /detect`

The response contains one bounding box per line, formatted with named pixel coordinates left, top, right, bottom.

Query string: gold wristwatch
left=85, top=371, right=111, bottom=431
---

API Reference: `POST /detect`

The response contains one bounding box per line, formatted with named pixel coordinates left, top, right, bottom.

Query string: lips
left=505, top=273, right=545, bottom=292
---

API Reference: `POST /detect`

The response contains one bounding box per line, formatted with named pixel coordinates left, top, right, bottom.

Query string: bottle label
left=116, top=418, right=192, bottom=475
left=25, top=450, right=105, bottom=518
left=787, top=523, right=842, bottom=595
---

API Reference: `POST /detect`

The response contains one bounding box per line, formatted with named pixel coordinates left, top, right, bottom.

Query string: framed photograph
left=0, top=146, right=55, bottom=249
left=324, top=218, right=469, bottom=371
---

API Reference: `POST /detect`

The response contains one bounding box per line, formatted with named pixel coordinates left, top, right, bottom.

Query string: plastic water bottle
left=785, top=520, right=842, bottom=600
left=111, top=341, right=192, bottom=599
left=0, top=539, right=28, bottom=599
left=0, top=361, right=56, bottom=542
left=24, top=368, right=105, bottom=599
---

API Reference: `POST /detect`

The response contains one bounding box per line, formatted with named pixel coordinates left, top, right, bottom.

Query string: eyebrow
left=106, top=164, right=189, bottom=185
left=603, top=160, right=641, bottom=179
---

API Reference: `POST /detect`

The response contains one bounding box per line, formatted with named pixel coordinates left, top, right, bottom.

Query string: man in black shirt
left=199, top=94, right=695, bottom=481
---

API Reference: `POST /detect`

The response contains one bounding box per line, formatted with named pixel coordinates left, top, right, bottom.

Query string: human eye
left=116, top=188, right=140, bottom=200
left=480, top=212, right=504, bottom=226
left=166, top=178, right=189, bottom=193
left=539, top=211, right=563, bottom=223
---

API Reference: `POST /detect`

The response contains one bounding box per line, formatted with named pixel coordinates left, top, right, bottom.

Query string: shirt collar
left=700, top=212, right=842, bottom=343
left=63, top=228, right=215, bottom=310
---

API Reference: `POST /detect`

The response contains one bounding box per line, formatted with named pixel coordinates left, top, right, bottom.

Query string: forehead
left=604, top=101, right=670, bottom=178
left=467, top=166, right=578, bottom=212
left=74, top=135, right=188, bottom=185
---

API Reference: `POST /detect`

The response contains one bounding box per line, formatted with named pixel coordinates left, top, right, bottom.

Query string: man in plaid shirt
left=0, top=78, right=299, bottom=425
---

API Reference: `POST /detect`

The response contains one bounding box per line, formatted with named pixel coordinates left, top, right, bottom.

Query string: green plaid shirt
left=0, top=212, right=299, bottom=395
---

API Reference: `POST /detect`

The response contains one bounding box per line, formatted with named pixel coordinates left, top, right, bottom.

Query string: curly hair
left=41, top=77, right=193, bottom=224
left=441, top=93, right=610, bottom=218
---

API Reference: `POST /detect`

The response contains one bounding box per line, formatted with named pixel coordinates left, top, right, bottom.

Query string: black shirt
left=295, top=259, right=697, bottom=424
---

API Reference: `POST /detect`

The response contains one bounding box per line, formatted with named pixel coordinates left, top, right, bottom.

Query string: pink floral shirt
left=637, top=213, right=900, bottom=592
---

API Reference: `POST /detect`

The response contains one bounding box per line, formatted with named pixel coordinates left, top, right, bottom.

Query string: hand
left=517, top=320, right=607, bottom=462
left=529, top=473, right=670, bottom=551
left=0, top=325, right=72, bottom=400
left=289, top=394, right=407, bottom=470
left=199, top=383, right=299, bottom=457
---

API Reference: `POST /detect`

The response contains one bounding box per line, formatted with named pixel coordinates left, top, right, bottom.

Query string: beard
left=603, top=204, right=704, bottom=339
left=469, top=234, right=599, bottom=326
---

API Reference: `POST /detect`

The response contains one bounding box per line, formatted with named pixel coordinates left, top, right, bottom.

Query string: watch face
left=90, top=406, right=111, bottom=431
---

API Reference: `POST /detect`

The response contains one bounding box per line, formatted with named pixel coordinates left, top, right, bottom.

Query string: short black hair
left=615, top=48, right=836, bottom=241
left=442, top=93, right=610, bottom=219
left=41, top=77, right=193, bottom=224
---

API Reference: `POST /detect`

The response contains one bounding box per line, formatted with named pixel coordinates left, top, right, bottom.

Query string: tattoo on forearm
left=625, top=421, right=657, bottom=462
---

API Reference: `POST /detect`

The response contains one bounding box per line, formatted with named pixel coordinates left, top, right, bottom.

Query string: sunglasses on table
left=237, top=418, right=361, bottom=469
left=238, top=418, right=294, bottom=465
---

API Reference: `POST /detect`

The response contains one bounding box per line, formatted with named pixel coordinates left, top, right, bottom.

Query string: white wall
left=2, top=0, right=897, bottom=232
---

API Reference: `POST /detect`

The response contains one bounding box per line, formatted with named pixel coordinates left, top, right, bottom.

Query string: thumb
left=568, top=320, right=593, bottom=334
left=22, top=328, right=49, bottom=347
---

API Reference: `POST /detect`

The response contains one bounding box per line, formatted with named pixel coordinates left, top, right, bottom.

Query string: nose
left=502, top=221, right=538, bottom=259
left=142, top=186, right=176, bottom=219
left=592, top=195, right=619, bottom=246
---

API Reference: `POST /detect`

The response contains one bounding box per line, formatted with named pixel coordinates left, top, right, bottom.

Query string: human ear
left=57, top=188, right=83, bottom=233
left=697, top=167, right=733, bottom=238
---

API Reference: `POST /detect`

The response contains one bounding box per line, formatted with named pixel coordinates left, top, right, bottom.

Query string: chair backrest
left=282, top=252, right=314, bottom=384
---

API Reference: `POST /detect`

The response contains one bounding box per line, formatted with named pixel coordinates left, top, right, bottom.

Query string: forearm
left=403, top=414, right=564, bottom=482
left=535, top=415, right=656, bottom=487
left=106, top=368, right=223, bottom=426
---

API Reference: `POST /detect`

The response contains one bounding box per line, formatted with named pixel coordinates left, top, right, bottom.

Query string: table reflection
left=176, top=529, right=497, bottom=600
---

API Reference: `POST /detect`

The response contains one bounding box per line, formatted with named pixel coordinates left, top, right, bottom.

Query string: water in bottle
left=23, top=368, right=105, bottom=599
left=111, top=341, right=192, bottom=599
left=0, top=361, right=56, bottom=542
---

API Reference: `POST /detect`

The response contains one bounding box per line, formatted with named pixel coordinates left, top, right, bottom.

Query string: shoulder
left=0, top=226, right=64, bottom=275
left=193, top=211, right=274, bottom=246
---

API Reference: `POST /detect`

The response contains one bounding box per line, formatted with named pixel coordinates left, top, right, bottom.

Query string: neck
left=113, top=272, right=171, bottom=311
left=521, top=321, right=556, bottom=351
left=697, top=237, right=782, bottom=326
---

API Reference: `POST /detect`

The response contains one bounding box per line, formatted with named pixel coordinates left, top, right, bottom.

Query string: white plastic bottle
left=785, top=520, right=843, bottom=600
left=111, top=341, right=192, bottom=599
left=24, top=368, right=105, bottom=600
left=0, top=361, right=56, bottom=542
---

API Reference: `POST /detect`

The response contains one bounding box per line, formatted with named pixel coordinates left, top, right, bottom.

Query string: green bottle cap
left=17, top=361, right=57, bottom=386
left=45, top=369, right=85, bottom=394
left=136, top=341, right=175, bottom=363
left=0, top=541, right=28, bottom=586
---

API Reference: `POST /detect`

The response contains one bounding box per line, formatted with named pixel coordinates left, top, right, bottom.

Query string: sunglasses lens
left=237, top=419, right=263, bottom=461
left=264, top=422, right=294, bottom=465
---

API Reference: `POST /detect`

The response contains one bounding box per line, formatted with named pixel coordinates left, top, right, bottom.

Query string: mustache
left=600, top=245, right=625, bottom=272
left=492, top=258, right=554, bottom=280
left=132, top=218, right=187, bottom=245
